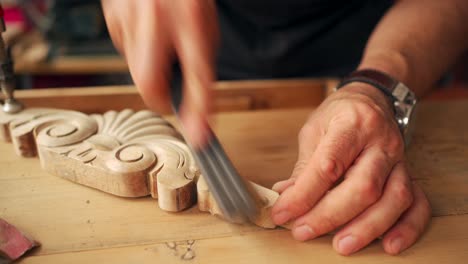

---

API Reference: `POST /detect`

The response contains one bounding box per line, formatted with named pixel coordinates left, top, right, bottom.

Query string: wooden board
left=1, top=101, right=468, bottom=263
left=16, top=215, right=468, bottom=264
left=13, top=79, right=328, bottom=114
left=406, top=101, right=468, bottom=216
left=14, top=56, right=129, bottom=75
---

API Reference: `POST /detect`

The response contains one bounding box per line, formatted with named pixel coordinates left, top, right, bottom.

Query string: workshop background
left=3, top=0, right=131, bottom=90
left=2, top=0, right=468, bottom=99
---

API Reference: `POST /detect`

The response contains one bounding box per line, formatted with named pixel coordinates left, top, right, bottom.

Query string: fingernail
left=292, top=225, right=316, bottom=241
left=337, top=235, right=358, bottom=255
left=273, top=210, right=292, bottom=225
left=390, top=237, right=403, bottom=254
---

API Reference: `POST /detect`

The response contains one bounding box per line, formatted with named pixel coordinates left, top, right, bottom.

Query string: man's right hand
left=102, top=0, right=219, bottom=148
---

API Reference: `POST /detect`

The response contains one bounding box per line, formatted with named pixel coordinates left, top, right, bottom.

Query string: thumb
left=271, top=159, right=308, bottom=194
left=272, top=124, right=321, bottom=194
left=271, top=125, right=362, bottom=225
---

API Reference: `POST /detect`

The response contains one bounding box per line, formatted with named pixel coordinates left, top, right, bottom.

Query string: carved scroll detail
left=0, top=108, right=199, bottom=212
left=0, top=108, right=97, bottom=157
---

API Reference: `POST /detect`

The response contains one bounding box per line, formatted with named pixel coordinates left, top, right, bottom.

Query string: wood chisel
left=170, top=63, right=258, bottom=224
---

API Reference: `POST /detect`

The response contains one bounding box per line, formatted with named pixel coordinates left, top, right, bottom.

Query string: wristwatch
left=336, top=69, right=418, bottom=146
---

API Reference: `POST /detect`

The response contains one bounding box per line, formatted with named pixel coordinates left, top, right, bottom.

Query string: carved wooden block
left=0, top=107, right=283, bottom=228
left=197, top=175, right=291, bottom=229
left=0, top=108, right=199, bottom=212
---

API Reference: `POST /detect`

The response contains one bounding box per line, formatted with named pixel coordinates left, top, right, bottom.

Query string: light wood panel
left=14, top=79, right=328, bottom=114
left=406, top=101, right=468, bottom=216
left=14, top=56, right=129, bottom=75
left=17, top=214, right=468, bottom=264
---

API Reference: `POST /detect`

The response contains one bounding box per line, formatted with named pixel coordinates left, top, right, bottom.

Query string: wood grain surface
left=14, top=56, right=129, bottom=75
left=14, top=79, right=327, bottom=114
left=1, top=98, right=467, bottom=263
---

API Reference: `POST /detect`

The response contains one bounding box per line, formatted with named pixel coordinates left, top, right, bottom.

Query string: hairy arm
left=360, top=0, right=468, bottom=96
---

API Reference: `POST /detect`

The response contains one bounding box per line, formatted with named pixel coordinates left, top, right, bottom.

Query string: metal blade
left=169, top=63, right=258, bottom=223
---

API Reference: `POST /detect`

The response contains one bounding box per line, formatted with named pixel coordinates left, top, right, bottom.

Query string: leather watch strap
left=336, top=69, right=400, bottom=100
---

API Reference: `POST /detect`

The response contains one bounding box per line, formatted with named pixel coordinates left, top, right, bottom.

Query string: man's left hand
left=271, top=83, right=431, bottom=255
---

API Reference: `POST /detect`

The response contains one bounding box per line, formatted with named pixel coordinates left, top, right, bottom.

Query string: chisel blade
left=169, top=63, right=259, bottom=223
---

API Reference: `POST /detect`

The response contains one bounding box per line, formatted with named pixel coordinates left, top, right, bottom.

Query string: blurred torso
left=215, top=0, right=393, bottom=79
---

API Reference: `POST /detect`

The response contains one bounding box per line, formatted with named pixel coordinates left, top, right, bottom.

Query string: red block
left=0, top=219, right=39, bottom=261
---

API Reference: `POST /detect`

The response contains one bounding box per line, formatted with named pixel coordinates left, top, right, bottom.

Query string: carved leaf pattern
left=0, top=108, right=199, bottom=212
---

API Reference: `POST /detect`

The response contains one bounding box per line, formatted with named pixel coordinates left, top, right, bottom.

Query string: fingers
left=171, top=0, right=218, bottom=147
left=101, top=0, right=125, bottom=55
left=332, top=162, right=414, bottom=256
left=290, top=147, right=393, bottom=241
left=102, top=1, right=218, bottom=147
left=382, top=183, right=431, bottom=255
left=271, top=124, right=364, bottom=225
left=126, top=2, right=173, bottom=114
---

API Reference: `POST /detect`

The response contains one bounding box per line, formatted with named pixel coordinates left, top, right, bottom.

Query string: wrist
left=338, top=82, right=394, bottom=115
left=358, top=50, right=412, bottom=90
left=336, top=67, right=418, bottom=147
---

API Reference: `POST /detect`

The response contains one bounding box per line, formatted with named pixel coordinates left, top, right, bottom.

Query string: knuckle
left=392, top=181, right=414, bottom=208
left=318, top=156, right=343, bottom=186
left=357, top=178, right=382, bottom=205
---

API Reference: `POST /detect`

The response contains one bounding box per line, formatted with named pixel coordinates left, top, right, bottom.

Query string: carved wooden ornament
left=0, top=108, right=198, bottom=212
left=0, top=108, right=283, bottom=228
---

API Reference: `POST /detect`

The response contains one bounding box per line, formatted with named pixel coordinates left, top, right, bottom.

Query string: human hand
left=271, top=83, right=431, bottom=255
left=102, top=0, right=218, bottom=147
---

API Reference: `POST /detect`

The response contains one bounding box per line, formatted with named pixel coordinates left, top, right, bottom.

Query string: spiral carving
left=2, top=108, right=97, bottom=156
left=1, top=108, right=199, bottom=210
left=35, top=114, right=98, bottom=148
left=106, top=143, right=156, bottom=173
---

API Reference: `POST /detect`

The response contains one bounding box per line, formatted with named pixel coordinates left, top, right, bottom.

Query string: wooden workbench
left=0, top=85, right=467, bottom=263
left=14, top=56, right=128, bottom=75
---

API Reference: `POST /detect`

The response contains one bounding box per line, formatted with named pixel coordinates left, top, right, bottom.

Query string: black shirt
left=215, top=0, right=393, bottom=79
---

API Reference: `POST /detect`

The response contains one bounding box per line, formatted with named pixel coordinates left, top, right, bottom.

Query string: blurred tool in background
left=0, top=4, right=23, bottom=113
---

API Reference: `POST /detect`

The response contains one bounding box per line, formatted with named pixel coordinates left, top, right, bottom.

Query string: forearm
left=358, top=0, right=468, bottom=97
